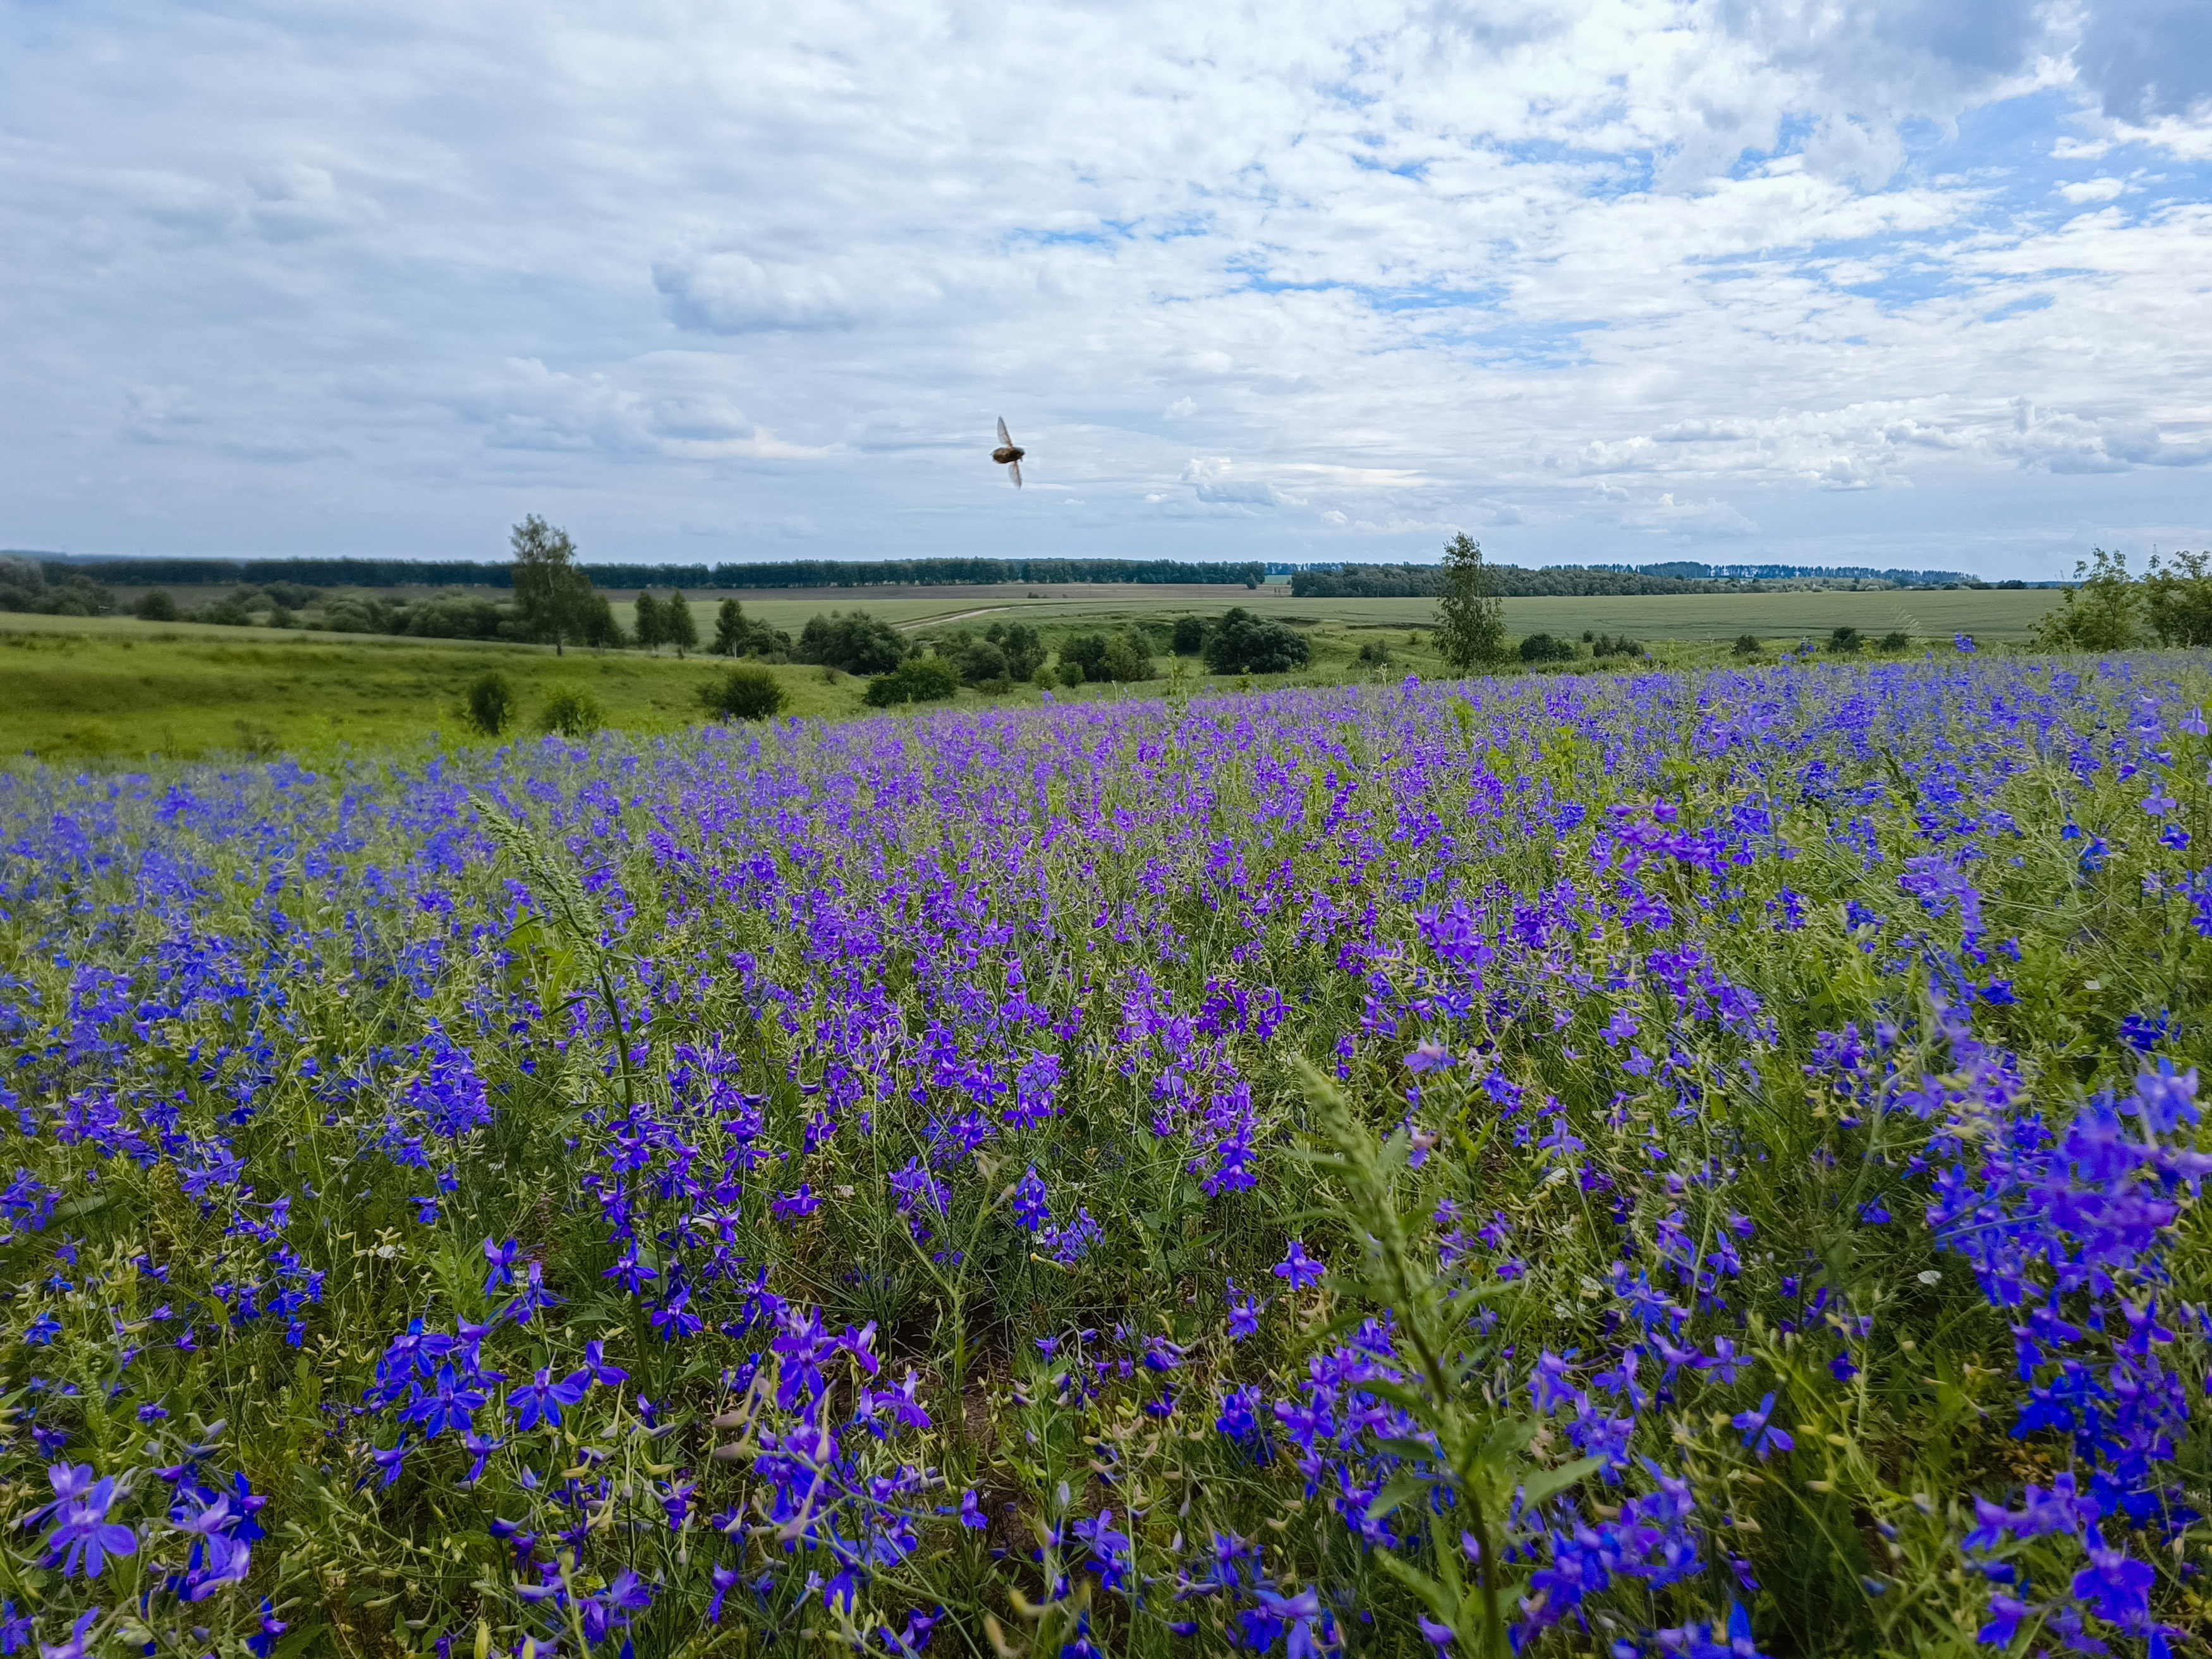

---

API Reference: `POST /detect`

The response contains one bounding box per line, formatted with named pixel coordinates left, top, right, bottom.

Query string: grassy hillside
left=0, top=629, right=846, bottom=762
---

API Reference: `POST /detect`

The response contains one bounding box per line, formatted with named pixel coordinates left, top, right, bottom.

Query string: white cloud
left=0, top=0, right=2206, bottom=572
left=2060, top=176, right=2129, bottom=202
left=1181, top=458, right=1305, bottom=510
left=653, top=252, right=868, bottom=334
left=1627, top=492, right=1759, bottom=535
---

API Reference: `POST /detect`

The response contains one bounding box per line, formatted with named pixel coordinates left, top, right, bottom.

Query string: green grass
left=1, top=584, right=2058, bottom=764
left=644, top=583, right=2056, bottom=643
left=0, top=629, right=851, bottom=763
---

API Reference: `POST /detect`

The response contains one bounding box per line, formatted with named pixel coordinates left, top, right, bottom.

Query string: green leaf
left=1375, top=1549, right=1460, bottom=1622
left=1519, top=1454, right=1605, bottom=1506
left=1355, top=1378, right=1435, bottom=1417
left=1376, top=1435, right=1440, bottom=1462
left=1289, top=1307, right=1372, bottom=1356
left=1481, top=1418, right=1537, bottom=1462
left=1366, top=1470, right=1433, bottom=1521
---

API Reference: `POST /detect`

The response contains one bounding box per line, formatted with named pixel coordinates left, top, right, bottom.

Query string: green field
left=633, top=582, right=2056, bottom=643
left=0, top=628, right=848, bottom=763
left=0, top=585, right=2061, bottom=763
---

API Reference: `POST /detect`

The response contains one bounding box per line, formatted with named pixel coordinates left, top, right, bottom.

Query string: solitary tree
left=1434, top=532, right=1504, bottom=673
left=664, top=590, right=698, bottom=657
left=713, top=597, right=748, bottom=656
left=2033, top=547, right=2141, bottom=652
left=509, top=516, right=597, bottom=656
left=2142, top=550, right=2212, bottom=647
left=633, top=592, right=667, bottom=653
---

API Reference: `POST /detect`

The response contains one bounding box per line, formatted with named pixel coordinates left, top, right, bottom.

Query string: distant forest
left=25, top=555, right=1267, bottom=590
left=17, top=552, right=2028, bottom=599
left=1290, top=561, right=1991, bottom=598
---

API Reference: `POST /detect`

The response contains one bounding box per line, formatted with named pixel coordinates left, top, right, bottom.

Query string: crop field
left=0, top=648, right=2207, bottom=1659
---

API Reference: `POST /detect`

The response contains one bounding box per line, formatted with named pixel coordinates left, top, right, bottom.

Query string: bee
left=991, top=417, right=1025, bottom=488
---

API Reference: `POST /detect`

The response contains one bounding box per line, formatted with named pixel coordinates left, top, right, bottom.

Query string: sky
left=3, top=1, right=2209, bottom=578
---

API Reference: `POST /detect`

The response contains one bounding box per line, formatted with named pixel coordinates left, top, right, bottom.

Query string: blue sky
left=2, top=0, right=2208, bottom=576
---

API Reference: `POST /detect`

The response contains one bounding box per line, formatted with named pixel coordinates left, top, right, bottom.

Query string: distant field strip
left=691, top=585, right=2056, bottom=640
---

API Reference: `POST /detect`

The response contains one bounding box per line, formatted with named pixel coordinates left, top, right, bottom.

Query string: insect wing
left=997, top=416, right=1013, bottom=447
left=1009, top=459, right=1022, bottom=489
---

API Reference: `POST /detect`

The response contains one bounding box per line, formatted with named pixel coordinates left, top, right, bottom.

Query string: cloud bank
left=2, top=0, right=2208, bottom=574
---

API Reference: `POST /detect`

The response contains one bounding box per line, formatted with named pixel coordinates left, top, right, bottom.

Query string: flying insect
left=992, top=418, right=1025, bottom=488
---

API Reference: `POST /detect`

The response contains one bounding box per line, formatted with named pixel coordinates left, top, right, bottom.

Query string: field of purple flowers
left=1, top=651, right=2209, bottom=1659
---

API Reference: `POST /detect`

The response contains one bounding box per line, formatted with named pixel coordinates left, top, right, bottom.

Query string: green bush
left=134, top=589, right=181, bottom=623
left=698, top=666, right=787, bottom=721
left=2144, top=550, right=2212, bottom=647
left=863, top=655, right=961, bottom=707
left=0, top=561, right=114, bottom=617
left=956, top=639, right=1009, bottom=687
left=539, top=685, right=604, bottom=737
left=927, top=625, right=1035, bottom=689
left=1827, top=626, right=1863, bottom=653
left=1202, top=608, right=1309, bottom=674
left=982, top=621, right=1045, bottom=681
left=796, top=610, right=908, bottom=676
left=1879, top=630, right=1912, bottom=652
left=2033, top=547, right=2142, bottom=651
left=1732, top=633, right=1763, bottom=656
left=1591, top=633, right=1644, bottom=660
left=1517, top=631, right=1574, bottom=663
left=1101, top=635, right=1151, bottom=683
left=1060, top=627, right=1159, bottom=684
left=200, top=595, right=255, bottom=627
left=462, top=671, right=518, bottom=736
left=1171, top=616, right=1207, bottom=655
left=712, top=599, right=791, bottom=659
left=1060, top=633, right=1106, bottom=682
left=406, top=594, right=506, bottom=640
left=317, top=595, right=392, bottom=635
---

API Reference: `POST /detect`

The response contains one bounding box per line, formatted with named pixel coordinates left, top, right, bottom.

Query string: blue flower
left=1272, top=1239, right=1325, bottom=1292
left=508, top=1366, right=590, bottom=1431
left=1732, top=1393, right=1796, bottom=1461
left=2071, top=1528, right=2154, bottom=1630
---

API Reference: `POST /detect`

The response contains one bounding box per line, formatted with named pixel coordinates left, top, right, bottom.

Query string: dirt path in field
left=896, top=607, right=1009, bottom=631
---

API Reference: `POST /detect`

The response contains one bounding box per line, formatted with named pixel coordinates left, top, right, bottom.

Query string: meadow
left=1, top=586, right=2056, bottom=765
left=660, top=585, right=2053, bottom=647
left=0, top=646, right=2206, bottom=1659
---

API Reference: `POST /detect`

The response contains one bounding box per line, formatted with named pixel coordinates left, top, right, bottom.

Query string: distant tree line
left=1290, top=561, right=1995, bottom=599
left=0, top=557, right=118, bottom=617
left=1294, top=563, right=1724, bottom=599
left=28, top=554, right=1268, bottom=590
left=1632, top=562, right=1977, bottom=583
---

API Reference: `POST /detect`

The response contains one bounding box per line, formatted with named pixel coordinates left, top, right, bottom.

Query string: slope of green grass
left=0, top=630, right=853, bottom=763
